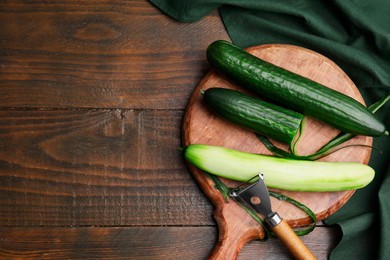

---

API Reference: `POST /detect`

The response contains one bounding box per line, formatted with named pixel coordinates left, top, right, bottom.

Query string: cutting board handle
left=207, top=202, right=265, bottom=260
left=183, top=166, right=265, bottom=259
left=208, top=227, right=241, bottom=260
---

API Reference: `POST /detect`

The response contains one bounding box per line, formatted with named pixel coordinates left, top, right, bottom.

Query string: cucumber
left=203, top=88, right=303, bottom=145
left=206, top=40, right=388, bottom=137
left=184, top=144, right=375, bottom=192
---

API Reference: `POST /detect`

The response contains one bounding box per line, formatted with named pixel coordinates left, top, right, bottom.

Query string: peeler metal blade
left=229, top=173, right=316, bottom=259
left=229, top=173, right=274, bottom=219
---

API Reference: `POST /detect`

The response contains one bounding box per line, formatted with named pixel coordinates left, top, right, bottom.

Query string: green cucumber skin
left=184, top=144, right=375, bottom=192
left=206, top=40, right=386, bottom=137
left=203, top=88, right=303, bottom=144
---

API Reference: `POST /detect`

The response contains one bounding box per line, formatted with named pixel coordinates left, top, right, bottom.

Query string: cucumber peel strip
left=260, top=93, right=390, bottom=160
left=203, top=171, right=316, bottom=238
left=290, top=116, right=307, bottom=155
left=206, top=171, right=231, bottom=202
left=269, top=191, right=316, bottom=236
left=370, top=93, right=390, bottom=113
left=257, top=134, right=378, bottom=160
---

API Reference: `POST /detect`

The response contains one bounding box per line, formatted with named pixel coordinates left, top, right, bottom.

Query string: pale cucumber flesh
left=184, top=144, right=375, bottom=192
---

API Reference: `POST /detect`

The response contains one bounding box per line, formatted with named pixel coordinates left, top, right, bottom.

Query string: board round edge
left=182, top=43, right=372, bottom=227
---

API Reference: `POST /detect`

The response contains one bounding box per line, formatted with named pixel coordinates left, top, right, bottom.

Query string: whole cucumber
left=203, top=88, right=303, bottom=145
left=206, top=40, right=387, bottom=137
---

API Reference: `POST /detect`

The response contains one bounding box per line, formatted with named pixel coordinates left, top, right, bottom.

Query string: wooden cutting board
left=182, top=44, right=372, bottom=259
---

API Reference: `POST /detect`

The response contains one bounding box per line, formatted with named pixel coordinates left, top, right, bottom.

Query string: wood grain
left=0, top=0, right=346, bottom=259
left=239, top=225, right=340, bottom=260
left=0, top=226, right=340, bottom=260
left=0, top=109, right=213, bottom=226
left=0, top=0, right=229, bottom=109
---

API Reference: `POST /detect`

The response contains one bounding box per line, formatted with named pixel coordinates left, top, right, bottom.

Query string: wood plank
left=0, top=0, right=229, bottom=109
left=0, top=1, right=340, bottom=258
left=239, top=226, right=340, bottom=260
left=0, top=226, right=340, bottom=259
left=0, top=109, right=213, bottom=226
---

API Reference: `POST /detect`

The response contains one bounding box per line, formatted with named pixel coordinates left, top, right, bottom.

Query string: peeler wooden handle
left=270, top=216, right=316, bottom=260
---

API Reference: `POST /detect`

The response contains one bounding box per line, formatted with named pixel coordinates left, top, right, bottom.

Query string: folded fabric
left=149, top=1, right=390, bottom=259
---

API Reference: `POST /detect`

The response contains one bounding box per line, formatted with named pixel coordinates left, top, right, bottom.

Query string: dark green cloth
left=149, top=1, right=390, bottom=259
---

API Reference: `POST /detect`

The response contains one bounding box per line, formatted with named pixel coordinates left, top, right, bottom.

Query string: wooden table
left=0, top=1, right=340, bottom=259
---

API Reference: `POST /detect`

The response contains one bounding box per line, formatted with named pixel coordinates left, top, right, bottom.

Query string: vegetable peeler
left=229, top=174, right=316, bottom=260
